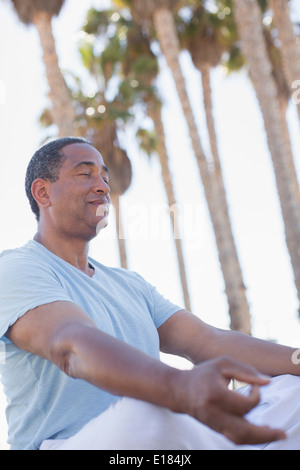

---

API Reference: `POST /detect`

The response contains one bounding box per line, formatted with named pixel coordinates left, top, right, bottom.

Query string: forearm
left=159, top=311, right=300, bottom=378
left=54, top=323, right=180, bottom=410
left=211, top=329, right=299, bottom=377
left=192, top=326, right=300, bottom=378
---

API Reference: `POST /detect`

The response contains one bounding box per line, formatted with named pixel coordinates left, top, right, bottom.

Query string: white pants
left=40, top=374, right=300, bottom=450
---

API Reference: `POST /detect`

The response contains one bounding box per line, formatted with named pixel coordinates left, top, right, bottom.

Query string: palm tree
left=176, top=4, right=254, bottom=331
left=123, top=16, right=192, bottom=311
left=10, top=0, right=75, bottom=136
left=176, top=5, right=223, bottom=174
left=270, top=0, right=300, bottom=120
left=81, top=9, right=192, bottom=310
left=146, top=102, right=192, bottom=312
left=232, top=0, right=300, bottom=315
left=113, top=0, right=252, bottom=333
left=263, top=25, right=299, bottom=202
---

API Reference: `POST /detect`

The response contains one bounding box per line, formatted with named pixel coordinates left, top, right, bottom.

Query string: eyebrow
left=73, top=161, right=109, bottom=175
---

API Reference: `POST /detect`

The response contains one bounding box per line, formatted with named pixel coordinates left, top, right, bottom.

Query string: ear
left=31, top=178, right=51, bottom=212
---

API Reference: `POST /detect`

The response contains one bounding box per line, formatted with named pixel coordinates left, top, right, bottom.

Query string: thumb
left=219, top=357, right=271, bottom=386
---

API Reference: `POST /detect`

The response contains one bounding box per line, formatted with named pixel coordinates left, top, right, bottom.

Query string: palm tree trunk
left=110, top=193, right=128, bottom=269
left=153, top=7, right=251, bottom=333
left=199, top=63, right=250, bottom=333
left=148, top=104, right=192, bottom=311
left=270, top=0, right=300, bottom=121
left=278, top=96, right=299, bottom=196
left=233, top=0, right=300, bottom=315
left=33, top=11, right=75, bottom=136
left=200, top=64, right=221, bottom=175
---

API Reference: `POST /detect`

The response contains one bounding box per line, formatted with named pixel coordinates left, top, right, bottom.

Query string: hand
left=173, top=356, right=286, bottom=445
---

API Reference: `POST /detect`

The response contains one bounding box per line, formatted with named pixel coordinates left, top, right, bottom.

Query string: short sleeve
left=124, top=270, right=183, bottom=328
left=0, top=254, right=72, bottom=338
left=149, top=284, right=183, bottom=328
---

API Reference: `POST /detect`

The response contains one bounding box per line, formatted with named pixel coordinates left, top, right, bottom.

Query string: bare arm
left=7, top=301, right=286, bottom=445
left=158, top=310, right=300, bottom=377
left=7, top=301, right=177, bottom=408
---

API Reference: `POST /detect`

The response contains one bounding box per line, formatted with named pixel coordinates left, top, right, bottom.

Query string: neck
left=33, top=229, right=94, bottom=277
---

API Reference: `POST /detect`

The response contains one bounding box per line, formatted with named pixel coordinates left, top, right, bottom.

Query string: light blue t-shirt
left=0, top=240, right=181, bottom=450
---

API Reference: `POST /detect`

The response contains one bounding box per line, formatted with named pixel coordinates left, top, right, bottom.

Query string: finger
left=216, top=384, right=261, bottom=417
left=222, top=416, right=287, bottom=446
left=207, top=408, right=286, bottom=446
left=218, top=357, right=271, bottom=386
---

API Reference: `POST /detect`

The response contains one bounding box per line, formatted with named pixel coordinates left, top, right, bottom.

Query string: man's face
left=46, top=143, right=111, bottom=240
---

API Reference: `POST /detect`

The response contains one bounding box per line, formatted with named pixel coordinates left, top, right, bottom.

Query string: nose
left=93, top=175, right=110, bottom=196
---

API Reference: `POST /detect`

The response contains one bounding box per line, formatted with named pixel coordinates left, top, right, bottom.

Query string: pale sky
left=0, top=0, right=300, bottom=450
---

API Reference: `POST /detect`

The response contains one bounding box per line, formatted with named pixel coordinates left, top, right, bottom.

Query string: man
left=1, top=136, right=300, bottom=450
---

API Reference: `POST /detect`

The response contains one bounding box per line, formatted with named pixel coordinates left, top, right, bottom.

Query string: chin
left=96, top=217, right=109, bottom=235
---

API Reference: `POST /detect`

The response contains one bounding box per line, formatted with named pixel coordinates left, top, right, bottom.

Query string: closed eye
left=78, top=173, right=109, bottom=185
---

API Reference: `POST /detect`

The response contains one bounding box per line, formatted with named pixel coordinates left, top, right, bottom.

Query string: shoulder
left=0, top=241, right=37, bottom=270
left=0, top=241, right=59, bottom=282
left=0, top=240, right=40, bottom=262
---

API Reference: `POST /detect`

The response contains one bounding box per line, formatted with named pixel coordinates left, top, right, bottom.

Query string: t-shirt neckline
left=29, top=239, right=96, bottom=278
